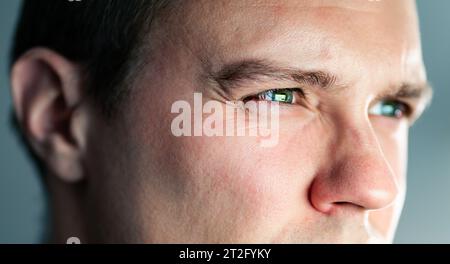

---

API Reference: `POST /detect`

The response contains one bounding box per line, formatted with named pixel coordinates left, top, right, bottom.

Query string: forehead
left=167, top=0, right=424, bottom=84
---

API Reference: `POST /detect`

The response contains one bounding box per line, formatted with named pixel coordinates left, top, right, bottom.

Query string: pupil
left=381, top=102, right=402, bottom=118
left=271, top=90, right=292, bottom=103
left=382, top=104, right=395, bottom=116
left=274, top=93, right=287, bottom=102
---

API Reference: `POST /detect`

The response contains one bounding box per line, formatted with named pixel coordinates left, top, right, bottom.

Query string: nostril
left=332, top=201, right=365, bottom=210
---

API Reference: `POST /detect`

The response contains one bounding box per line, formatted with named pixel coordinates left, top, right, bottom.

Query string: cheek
left=185, top=137, right=297, bottom=209
left=170, top=128, right=320, bottom=234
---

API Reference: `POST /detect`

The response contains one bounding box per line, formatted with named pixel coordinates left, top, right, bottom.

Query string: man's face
left=83, top=0, right=429, bottom=243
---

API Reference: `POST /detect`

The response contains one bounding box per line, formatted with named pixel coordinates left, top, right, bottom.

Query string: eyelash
left=370, top=99, right=413, bottom=120
left=242, top=88, right=306, bottom=104
left=243, top=88, right=414, bottom=120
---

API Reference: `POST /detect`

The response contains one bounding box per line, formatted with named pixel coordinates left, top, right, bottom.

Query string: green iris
left=260, top=89, right=294, bottom=104
left=370, top=101, right=407, bottom=118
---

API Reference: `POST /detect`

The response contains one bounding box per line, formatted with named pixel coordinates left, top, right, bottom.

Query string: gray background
left=0, top=1, right=449, bottom=243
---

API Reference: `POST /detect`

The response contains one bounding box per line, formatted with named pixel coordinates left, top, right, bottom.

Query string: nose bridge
left=310, top=118, right=399, bottom=213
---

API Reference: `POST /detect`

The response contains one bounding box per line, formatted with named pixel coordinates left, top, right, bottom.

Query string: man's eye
left=369, top=100, right=411, bottom=119
left=245, top=88, right=304, bottom=104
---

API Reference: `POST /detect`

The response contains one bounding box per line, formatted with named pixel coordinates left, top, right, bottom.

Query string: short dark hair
left=10, top=0, right=172, bottom=178
left=11, top=0, right=171, bottom=115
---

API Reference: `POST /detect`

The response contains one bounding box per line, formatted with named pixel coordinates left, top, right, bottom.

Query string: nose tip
left=309, top=153, right=399, bottom=214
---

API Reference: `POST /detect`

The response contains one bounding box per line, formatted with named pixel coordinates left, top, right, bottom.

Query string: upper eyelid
left=241, top=87, right=305, bottom=101
left=225, top=76, right=309, bottom=98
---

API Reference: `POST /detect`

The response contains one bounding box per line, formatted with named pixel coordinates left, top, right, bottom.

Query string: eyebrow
left=377, top=82, right=434, bottom=114
left=209, top=58, right=433, bottom=106
left=210, top=59, right=339, bottom=92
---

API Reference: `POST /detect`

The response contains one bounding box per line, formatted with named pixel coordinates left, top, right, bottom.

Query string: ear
left=11, top=48, right=87, bottom=183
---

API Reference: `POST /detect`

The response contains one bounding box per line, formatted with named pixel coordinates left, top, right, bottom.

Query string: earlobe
left=11, top=48, right=86, bottom=183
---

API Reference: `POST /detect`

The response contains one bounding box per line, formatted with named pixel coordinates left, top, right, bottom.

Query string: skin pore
left=12, top=0, right=432, bottom=243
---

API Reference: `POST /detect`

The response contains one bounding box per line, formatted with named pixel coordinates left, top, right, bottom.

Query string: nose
left=309, top=125, right=399, bottom=214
